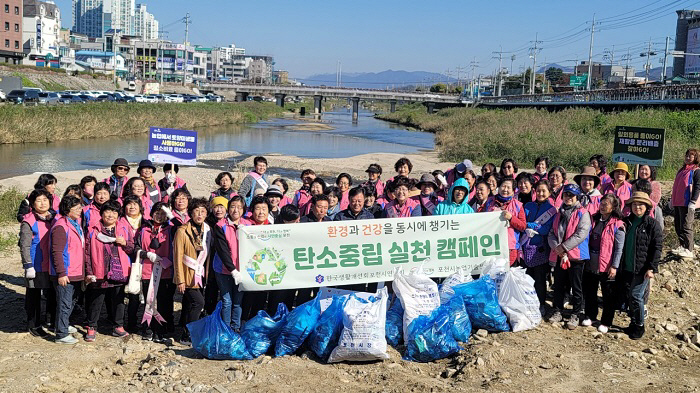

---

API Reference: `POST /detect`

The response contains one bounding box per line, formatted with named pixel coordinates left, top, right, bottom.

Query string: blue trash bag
left=240, top=302, right=289, bottom=358
left=453, top=275, right=509, bottom=332
left=446, top=296, right=471, bottom=343
left=404, top=301, right=461, bottom=362
left=385, top=294, right=404, bottom=347
left=275, top=295, right=322, bottom=357
left=187, top=301, right=253, bottom=360
left=308, top=296, right=345, bottom=361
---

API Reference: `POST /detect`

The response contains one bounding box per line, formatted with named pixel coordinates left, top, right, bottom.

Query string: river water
left=0, top=108, right=434, bottom=179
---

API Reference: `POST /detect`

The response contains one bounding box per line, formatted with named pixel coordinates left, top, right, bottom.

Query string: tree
left=430, top=83, right=447, bottom=93
left=545, top=67, right=563, bottom=84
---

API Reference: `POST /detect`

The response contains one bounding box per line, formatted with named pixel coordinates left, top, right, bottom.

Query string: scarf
left=495, top=194, right=513, bottom=204
left=419, top=193, right=438, bottom=215
left=67, top=217, right=83, bottom=238
left=126, top=214, right=142, bottom=231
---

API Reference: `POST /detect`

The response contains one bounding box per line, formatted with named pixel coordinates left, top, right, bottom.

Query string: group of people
left=16, top=149, right=698, bottom=344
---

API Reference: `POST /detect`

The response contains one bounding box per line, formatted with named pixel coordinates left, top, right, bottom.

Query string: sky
left=52, top=0, right=695, bottom=79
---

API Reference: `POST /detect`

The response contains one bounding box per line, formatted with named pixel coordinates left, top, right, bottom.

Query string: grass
left=0, top=102, right=286, bottom=144
left=0, top=188, right=24, bottom=224
left=12, top=73, right=38, bottom=88
left=39, top=79, right=68, bottom=92
left=377, top=106, right=700, bottom=180
left=0, top=233, right=17, bottom=254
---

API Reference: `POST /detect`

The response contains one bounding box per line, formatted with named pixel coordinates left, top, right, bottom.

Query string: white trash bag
left=497, top=267, right=541, bottom=332
left=481, top=258, right=509, bottom=293
left=438, top=267, right=472, bottom=305
left=392, top=266, right=440, bottom=342
left=328, top=287, right=389, bottom=363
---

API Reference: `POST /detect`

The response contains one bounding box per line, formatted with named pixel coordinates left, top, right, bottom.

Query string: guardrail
left=480, top=84, right=700, bottom=104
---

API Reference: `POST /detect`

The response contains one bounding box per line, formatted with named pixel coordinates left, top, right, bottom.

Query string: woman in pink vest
left=300, top=178, right=326, bottom=216
left=50, top=195, right=85, bottom=344
left=16, top=173, right=60, bottom=222
left=19, top=189, right=56, bottom=337
left=589, top=154, right=612, bottom=190
left=104, top=158, right=130, bottom=199
left=481, top=177, right=526, bottom=265
left=123, top=177, right=153, bottom=219
left=272, top=178, right=293, bottom=208
left=635, top=165, right=661, bottom=205
left=120, top=195, right=148, bottom=334
left=533, top=156, right=550, bottom=183
left=159, top=164, right=188, bottom=204
left=547, top=184, right=591, bottom=330
left=83, top=182, right=111, bottom=232
left=671, top=149, right=700, bottom=259
left=601, top=162, right=633, bottom=206
left=293, top=169, right=317, bottom=209
left=548, top=166, right=568, bottom=208
left=582, top=194, right=626, bottom=333
left=382, top=176, right=421, bottom=218
left=162, top=188, right=191, bottom=227
left=336, top=173, right=352, bottom=211
left=574, top=166, right=602, bottom=216
left=83, top=200, right=133, bottom=342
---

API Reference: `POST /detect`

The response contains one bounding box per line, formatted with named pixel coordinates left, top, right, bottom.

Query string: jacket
left=590, top=216, right=625, bottom=273
left=85, top=220, right=134, bottom=281
left=159, top=176, right=188, bottom=204
left=19, top=211, right=54, bottom=288
left=136, top=221, right=174, bottom=280
left=621, top=214, right=662, bottom=274
left=238, top=171, right=268, bottom=205
left=548, top=203, right=591, bottom=262
left=672, top=165, right=700, bottom=207
left=523, top=199, right=556, bottom=247
left=49, top=216, right=85, bottom=281
left=211, top=217, right=238, bottom=274
left=104, top=175, right=129, bottom=199
left=580, top=189, right=602, bottom=216
left=383, top=198, right=421, bottom=218
left=601, top=181, right=633, bottom=206
left=482, top=195, right=526, bottom=250
left=434, top=178, right=474, bottom=216
left=143, top=177, right=162, bottom=204
left=301, top=211, right=332, bottom=222
left=334, top=208, right=375, bottom=221
left=173, top=221, right=212, bottom=288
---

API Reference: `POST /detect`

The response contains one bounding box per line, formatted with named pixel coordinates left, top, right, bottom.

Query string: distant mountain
left=635, top=66, right=673, bottom=81
left=536, top=63, right=574, bottom=73
left=300, top=70, right=457, bottom=89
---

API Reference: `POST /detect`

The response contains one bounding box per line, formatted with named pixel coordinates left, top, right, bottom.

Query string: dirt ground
left=1, top=154, right=700, bottom=393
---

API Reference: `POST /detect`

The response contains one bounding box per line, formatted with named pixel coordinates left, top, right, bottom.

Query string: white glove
left=25, top=267, right=36, bottom=279
left=525, top=228, right=538, bottom=238
left=435, top=174, right=447, bottom=187
left=166, top=185, right=175, bottom=195
left=231, top=269, right=243, bottom=285
left=146, top=252, right=161, bottom=264
left=161, top=205, right=175, bottom=220
left=689, top=201, right=696, bottom=210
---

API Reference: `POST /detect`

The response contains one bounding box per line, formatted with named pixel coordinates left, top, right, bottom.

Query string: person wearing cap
left=481, top=177, right=525, bottom=265
left=336, top=173, right=352, bottom=211
left=671, top=149, right=700, bottom=259
left=412, top=174, right=444, bottom=216
left=574, top=166, right=602, bottom=216
left=601, top=162, right=633, bottom=206
left=433, top=177, right=473, bottom=216
left=158, top=164, right=188, bottom=204
left=210, top=172, right=236, bottom=202
left=137, top=160, right=161, bottom=205
left=264, top=185, right=284, bottom=223
left=104, top=158, right=130, bottom=199
left=445, top=159, right=473, bottom=189
left=546, top=183, right=591, bottom=330
left=533, top=156, right=550, bottom=183
left=617, top=191, right=662, bottom=340
left=335, top=186, right=374, bottom=221
left=362, top=164, right=385, bottom=198
left=589, top=154, right=612, bottom=190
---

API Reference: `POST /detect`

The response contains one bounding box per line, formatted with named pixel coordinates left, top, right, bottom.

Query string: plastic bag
left=240, top=302, right=289, bottom=358
left=187, top=302, right=253, bottom=360
left=385, top=294, right=404, bottom=347
left=393, top=267, right=440, bottom=342
left=274, top=296, right=321, bottom=357
left=446, top=296, right=471, bottom=342
left=438, top=268, right=472, bottom=304
left=308, top=296, right=345, bottom=360
left=328, top=287, right=389, bottom=363
left=498, top=267, right=541, bottom=332
left=481, top=258, right=509, bottom=293
left=404, top=298, right=461, bottom=362
left=453, top=275, right=510, bottom=332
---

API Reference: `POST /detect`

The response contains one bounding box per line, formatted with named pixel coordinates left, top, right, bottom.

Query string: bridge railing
left=479, top=84, right=700, bottom=104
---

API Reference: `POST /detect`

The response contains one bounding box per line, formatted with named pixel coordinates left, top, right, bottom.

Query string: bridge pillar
left=235, top=92, right=249, bottom=102
left=389, top=99, right=397, bottom=113
left=351, top=97, right=360, bottom=121
left=426, top=102, right=436, bottom=114
left=275, top=93, right=286, bottom=107
left=313, top=95, right=323, bottom=114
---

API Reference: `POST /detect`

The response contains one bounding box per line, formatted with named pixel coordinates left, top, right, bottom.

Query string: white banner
left=237, top=212, right=509, bottom=291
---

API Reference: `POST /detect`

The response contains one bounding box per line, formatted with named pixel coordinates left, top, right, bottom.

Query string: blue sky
left=53, top=0, right=694, bottom=78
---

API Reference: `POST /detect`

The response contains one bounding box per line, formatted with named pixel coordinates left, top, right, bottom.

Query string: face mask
left=166, top=173, right=175, bottom=182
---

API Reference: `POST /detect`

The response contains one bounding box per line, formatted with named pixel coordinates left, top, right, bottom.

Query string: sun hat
left=573, top=166, right=601, bottom=188
left=416, top=173, right=439, bottom=190
left=137, top=159, right=157, bottom=174
left=264, top=185, right=284, bottom=198
left=110, top=158, right=130, bottom=172
left=610, top=162, right=630, bottom=180
left=365, top=164, right=382, bottom=174
left=210, top=196, right=229, bottom=210
left=625, top=191, right=653, bottom=209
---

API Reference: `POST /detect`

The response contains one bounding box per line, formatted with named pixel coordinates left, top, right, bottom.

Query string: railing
left=479, top=84, right=700, bottom=104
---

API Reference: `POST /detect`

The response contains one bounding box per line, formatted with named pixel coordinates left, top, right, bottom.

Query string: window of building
left=4, top=22, right=8, bottom=30
left=14, top=40, right=19, bottom=49
left=14, top=23, right=18, bottom=32
left=14, top=5, right=19, bottom=14
left=5, top=39, right=9, bottom=48
left=4, top=4, right=8, bottom=12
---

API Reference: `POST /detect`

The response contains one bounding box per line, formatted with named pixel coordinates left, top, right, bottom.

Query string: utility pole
left=510, top=54, right=516, bottom=76
left=492, top=45, right=505, bottom=96
left=469, top=57, right=479, bottom=98
left=623, top=48, right=631, bottom=87
left=541, top=57, right=547, bottom=94
left=445, top=68, right=451, bottom=93
left=520, top=65, right=526, bottom=95
left=158, top=30, right=167, bottom=86
left=586, top=14, right=596, bottom=91
left=661, top=36, right=670, bottom=84
left=456, top=65, right=466, bottom=90
left=644, top=38, right=652, bottom=84
left=529, top=33, right=541, bottom=94
left=182, top=13, right=190, bottom=86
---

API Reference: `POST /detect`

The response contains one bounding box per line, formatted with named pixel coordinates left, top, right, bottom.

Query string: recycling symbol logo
left=246, top=247, right=287, bottom=287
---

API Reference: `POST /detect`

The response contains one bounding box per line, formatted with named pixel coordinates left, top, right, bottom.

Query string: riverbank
left=0, top=102, right=285, bottom=144
left=377, top=106, right=699, bottom=180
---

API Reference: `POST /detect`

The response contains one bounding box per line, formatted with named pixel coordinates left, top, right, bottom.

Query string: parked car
left=0, top=90, right=6, bottom=101
left=133, top=95, right=148, bottom=103
left=96, top=94, right=115, bottom=102
left=38, top=92, right=60, bottom=105
left=59, top=94, right=85, bottom=104
left=78, top=94, right=96, bottom=102
left=6, top=89, right=40, bottom=104
left=169, top=94, right=184, bottom=103
left=144, top=95, right=159, bottom=103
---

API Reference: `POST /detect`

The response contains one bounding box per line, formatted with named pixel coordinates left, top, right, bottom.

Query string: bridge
left=478, top=84, right=700, bottom=110
left=200, top=83, right=465, bottom=120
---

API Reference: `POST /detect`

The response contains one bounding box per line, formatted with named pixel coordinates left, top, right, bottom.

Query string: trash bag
left=240, top=302, right=289, bottom=358
left=498, top=267, right=541, bottom=332
left=404, top=299, right=461, bottom=363
left=481, top=258, right=509, bottom=293
left=328, top=287, right=389, bottom=363
left=393, top=267, right=440, bottom=342
left=308, top=296, right=346, bottom=361
left=453, top=275, right=510, bottom=332
left=187, top=301, right=253, bottom=360
left=438, top=268, right=472, bottom=304
left=274, top=295, right=321, bottom=357
left=385, top=294, right=404, bottom=347
left=446, top=296, right=471, bottom=343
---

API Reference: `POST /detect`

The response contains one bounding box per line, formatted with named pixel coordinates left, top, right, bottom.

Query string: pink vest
left=384, top=198, right=420, bottom=218
left=593, top=217, right=625, bottom=273
left=87, top=222, right=132, bottom=281
left=139, top=224, right=173, bottom=280
left=550, top=181, right=569, bottom=209
left=213, top=219, right=239, bottom=274
left=484, top=197, right=523, bottom=250
left=672, top=165, right=698, bottom=207
left=279, top=195, right=293, bottom=208
left=339, top=190, right=350, bottom=211
left=22, top=213, right=52, bottom=273
left=103, top=175, right=129, bottom=198
left=160, top=176, right=186, bottom=204
left=597, top=173, right=612, bottom=191
left=83, top=203, right=101, bottom=231
left=140, top=194, right=153, bottom=219
left=294, top=189, right=312, bottom=210
left=602, top=181, right=632, bottom=206
left=583, top=194, right=601, bottom=216
left=50, top=217, right=84, bottom=278
left=549, top=207, right=590, bottom=262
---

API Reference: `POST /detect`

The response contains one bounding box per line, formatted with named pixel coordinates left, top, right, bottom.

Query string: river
left=0, top=108, right=434, bottom=179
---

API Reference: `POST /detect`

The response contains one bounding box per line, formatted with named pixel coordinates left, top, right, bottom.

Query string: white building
left=74, top=49, right=126, bottom=75
left=72, top=0, right=134, bottom=38
left=133, top=3, right=157, bottom=40
left=22, top=0, right=60, bottom=64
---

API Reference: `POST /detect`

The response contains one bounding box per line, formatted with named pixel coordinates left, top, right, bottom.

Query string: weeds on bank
left=0, top=189, right=24, bottom=224
left=0, top=233, right=18, bottom=254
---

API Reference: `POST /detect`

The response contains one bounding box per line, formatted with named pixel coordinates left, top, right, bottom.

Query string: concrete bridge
left=200, top=83, right=465, bottom=120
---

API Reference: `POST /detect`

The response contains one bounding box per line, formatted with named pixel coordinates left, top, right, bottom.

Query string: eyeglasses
left=116, top=166, right=129, bottom=171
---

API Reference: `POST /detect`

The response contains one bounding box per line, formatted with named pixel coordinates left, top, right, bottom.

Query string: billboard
left=685, top=27, right=700, bottom=74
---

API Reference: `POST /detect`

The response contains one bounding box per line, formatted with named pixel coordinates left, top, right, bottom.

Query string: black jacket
left=622, top=214, right=662, bottom=274
left=334, top=208, right=375, bottom=221
left=300, top=212, right=331, bottom=223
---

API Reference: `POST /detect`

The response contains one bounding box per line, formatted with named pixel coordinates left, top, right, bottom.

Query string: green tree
left=545, top=67, right=563, bottom=84
left=430, top=83, right=447, bottom=93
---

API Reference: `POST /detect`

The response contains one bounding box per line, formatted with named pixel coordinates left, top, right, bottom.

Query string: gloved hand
left=166, top=185, right=175, bottom=195
left=561, top=255, right=571, bottom=270
left=160, top=204, right=175, bottom=220
left=525, top=228, right=538, bottom=238
left=435, top=174, right=447, bottom=187
left=689, top=201, right=696, bottom=210
left=146, top=252, right=161, bottom=264
left=25, top=267, right=36, bottom=279
left=231, top=269, right=243, bottom=285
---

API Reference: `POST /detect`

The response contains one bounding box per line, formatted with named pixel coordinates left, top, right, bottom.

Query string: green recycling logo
left=245, top=247, right=287, bottom=287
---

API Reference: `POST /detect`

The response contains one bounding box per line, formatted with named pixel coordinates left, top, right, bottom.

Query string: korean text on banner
left=612, top=126, right=665, bottom=167
left=148, top=127, right=198, bottom=166
left=237, top=211, right=509, bottom=291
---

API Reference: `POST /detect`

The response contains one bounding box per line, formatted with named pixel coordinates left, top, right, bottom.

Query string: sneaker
left=629, top=324, right=645, bottom=340
left=179, top=333, right=191, bottom=346
left=566, top=314, right=580, bottom=330
left=142, top=330, right=153, bottom=341
left=598, top=325, right=609, bottom=334
left=671, top=246, right=684, bottom=255
left=679, top=248, right=695, bottom=259
left=67, top=325, right=77, bottom=334
left=29, top=327, right=49, bottom=338
left=85, top=328, right=96, bottom=342
left=153, top=333, right=166, bottom=344
left=547, top=310, right=563, bottom=323
left=55, top=335, right=78, bottom=345
left=112, top=327, right=129, bottom=338
left=581, top=318, right=593, bottom=327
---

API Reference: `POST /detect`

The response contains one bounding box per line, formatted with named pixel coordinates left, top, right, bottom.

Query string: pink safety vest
left=139, top=224, right=173, bottom=280
left=550, top=181, right=569, bottom=209
left=484, top=197, right=523, bottom=250
left=602, top=181, right=633, bottom=206
left=597, top=173, right=612, bottom=191
left=582, top=194, right=601, bottom=216
left=140, top=194, right=154, bottom=219
left=82, top=203, right=101, bottom=231
left=384, top=198, right=420, bottom=218
left=593, top=217, right=625, bottom=273
left=50, top=217, right=85, bottom=278
left=339, top=190, right=350, bottom=211
left=294, top=189, right=312, bottom=209
left=213, top=219, right=239, bottom=274
left=103, top=175, right=129, bottom=198
left=549, top=207, right=590, bottom=262
left=22, top=213, right=53, bottom=273
left=672, top=165, right=698, bottom=207
left=279, top=195, right=293, bottom=208
left=87, top=221, right=132, bottom=281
